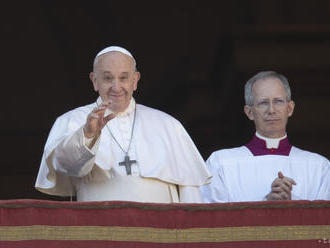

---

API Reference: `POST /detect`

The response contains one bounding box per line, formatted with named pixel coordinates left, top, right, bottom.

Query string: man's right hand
left=83, top=100, right=116, bottom=139
left=266, top=171, right=297, bottom=201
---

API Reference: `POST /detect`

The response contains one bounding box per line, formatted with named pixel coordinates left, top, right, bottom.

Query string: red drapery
left=0, top=199, right=329, bottom=248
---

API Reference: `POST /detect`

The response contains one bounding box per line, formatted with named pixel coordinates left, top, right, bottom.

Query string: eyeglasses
left=252, top=98, right=288, bottom=110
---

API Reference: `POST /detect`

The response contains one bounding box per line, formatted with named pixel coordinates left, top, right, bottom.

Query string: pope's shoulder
left=136, top=103, right=182, bottom=125
left=54, top=102, right=95, bottom=123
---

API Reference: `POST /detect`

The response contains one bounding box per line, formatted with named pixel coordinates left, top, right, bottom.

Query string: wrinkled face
left=244, top=77, right=295, bottom=138
left=90, top=51, right=140, bottom=113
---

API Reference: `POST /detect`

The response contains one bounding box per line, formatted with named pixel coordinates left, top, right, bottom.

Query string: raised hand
left=83, top=100, right=116, bottom=138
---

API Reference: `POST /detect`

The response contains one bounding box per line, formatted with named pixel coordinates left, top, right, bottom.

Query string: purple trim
left=245, top=135, right=292, bottom=156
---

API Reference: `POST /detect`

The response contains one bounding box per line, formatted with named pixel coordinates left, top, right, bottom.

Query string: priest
left=201, top=71, right=330, bottom=202
left=35, top=46, right=211, bottom=203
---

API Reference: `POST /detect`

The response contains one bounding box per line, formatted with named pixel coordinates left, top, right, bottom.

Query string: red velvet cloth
left=0, top=199, right=329, bottom=248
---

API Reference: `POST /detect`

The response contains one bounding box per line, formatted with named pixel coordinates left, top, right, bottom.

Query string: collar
left=255, top=132, right=287, bottom=149
left=96, top=97, right=136, bottom=117
left=245, top=133, right=292, bottom=156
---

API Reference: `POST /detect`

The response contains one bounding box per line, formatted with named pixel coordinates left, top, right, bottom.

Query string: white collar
left=256, top=132, right=287, bottom=149
left=96, top=97, right=136, bottom=117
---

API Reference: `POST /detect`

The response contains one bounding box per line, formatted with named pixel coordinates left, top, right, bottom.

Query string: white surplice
left=201, top=140, right=330, bottom=203
left=35, top=98, right=211, bottom=203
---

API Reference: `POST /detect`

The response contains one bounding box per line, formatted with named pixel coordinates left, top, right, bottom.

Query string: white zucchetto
left=96, top=46, right=134, bottom=59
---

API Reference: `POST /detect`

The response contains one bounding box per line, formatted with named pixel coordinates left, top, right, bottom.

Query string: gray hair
left=244, top=71, right=292, bottom=106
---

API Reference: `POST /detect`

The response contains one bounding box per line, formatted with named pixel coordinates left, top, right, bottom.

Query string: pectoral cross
left=119, top=155, right=136, bottom=175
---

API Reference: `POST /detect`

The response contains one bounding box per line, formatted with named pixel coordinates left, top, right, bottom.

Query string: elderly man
left=35, top=46, right=211, bottom=203
left=202, top=71, right=329, bottom=202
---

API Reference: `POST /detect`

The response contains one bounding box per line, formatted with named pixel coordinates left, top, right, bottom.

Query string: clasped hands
left=266, top=171, right=297, bottom=201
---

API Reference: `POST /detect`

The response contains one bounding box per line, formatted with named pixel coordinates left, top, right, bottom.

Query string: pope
left=35, top=46, right=211, bottom=203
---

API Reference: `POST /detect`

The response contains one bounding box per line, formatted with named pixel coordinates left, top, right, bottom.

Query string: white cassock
left=201, top=134, right=330, bottom=202
left=35, top=98, right=211, bottom=203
